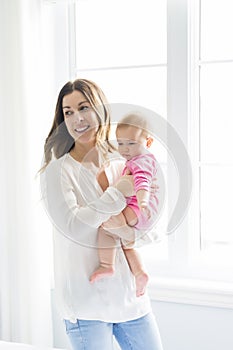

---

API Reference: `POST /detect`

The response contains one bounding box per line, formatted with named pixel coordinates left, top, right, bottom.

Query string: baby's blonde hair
left=116, top=111, right=152, bottom=137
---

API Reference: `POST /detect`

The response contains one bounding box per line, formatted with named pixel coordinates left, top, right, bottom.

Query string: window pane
left=201, top=0, right=233, bottom=61
left=76, top=67, right=167, bottom=116
left=201, top=165, right=233, bottom=244
left=75, top=0, right=167, bottom=68
left=200, top=63, right=233, bottom=163
left=77, top=67, right=167, bottom=164
left=141, top=237, right=169, bottom=265
left=200, top=165, right=233, bottom=267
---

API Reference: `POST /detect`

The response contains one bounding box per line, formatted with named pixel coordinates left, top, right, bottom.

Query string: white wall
left=151, top=300, right=233, bottom=350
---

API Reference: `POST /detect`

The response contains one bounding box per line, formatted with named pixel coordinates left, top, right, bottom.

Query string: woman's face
left=62, top=90, right=99, bottom=145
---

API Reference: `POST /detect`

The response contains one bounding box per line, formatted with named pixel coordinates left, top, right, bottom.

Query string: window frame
left=48, top=0, right=233, bottom=308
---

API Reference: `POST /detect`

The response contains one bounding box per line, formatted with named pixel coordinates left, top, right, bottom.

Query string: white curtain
left=0, top=0, right=54, bottom=346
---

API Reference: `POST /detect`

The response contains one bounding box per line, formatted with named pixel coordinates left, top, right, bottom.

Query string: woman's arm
left=40, top=159, right=126, bottom=246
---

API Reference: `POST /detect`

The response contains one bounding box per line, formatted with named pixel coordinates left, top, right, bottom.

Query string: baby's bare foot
left=135, top=272, right=149, bottom=297
left=90, top=266, right=114, bottom=283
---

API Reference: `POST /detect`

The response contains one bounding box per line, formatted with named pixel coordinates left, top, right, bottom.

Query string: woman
left=40, top=78, right=163, bottom=350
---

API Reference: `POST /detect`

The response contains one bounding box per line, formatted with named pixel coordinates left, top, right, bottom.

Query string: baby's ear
left=146, top=136, right=154, bottom=148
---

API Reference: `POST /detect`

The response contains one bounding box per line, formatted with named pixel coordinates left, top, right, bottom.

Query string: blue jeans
left=64, top=312, right=163, bottom=350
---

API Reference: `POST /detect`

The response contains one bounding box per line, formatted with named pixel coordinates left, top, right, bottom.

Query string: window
left=45, top=0, right=233, bottom=288
left=73, top=0, right=167, bottom=116
left=73, top=0, right=169, bottom=262
left=198, top=0, right=233, bottom=268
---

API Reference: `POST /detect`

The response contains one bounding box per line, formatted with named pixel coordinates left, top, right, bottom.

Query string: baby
left=90, top=112, right=159, bottom=297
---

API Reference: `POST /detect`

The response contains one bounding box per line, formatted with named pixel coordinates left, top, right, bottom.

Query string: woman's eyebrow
left=62, top=100, right=89, bottom=109
left=79, top=100, right=89, bottom=106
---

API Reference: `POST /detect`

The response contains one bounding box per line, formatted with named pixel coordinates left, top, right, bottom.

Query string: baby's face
left=116, top=126, right=147, bottom=161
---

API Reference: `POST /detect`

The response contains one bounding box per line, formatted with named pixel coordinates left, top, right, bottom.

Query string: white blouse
left=41, top=152, right=151, bottom=323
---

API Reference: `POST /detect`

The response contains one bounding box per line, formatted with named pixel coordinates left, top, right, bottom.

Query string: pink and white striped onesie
left=122, top=153, right=159, bottom=230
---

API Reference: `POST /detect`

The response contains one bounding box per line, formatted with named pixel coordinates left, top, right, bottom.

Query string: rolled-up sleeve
left=127, top=156, right=156, bottom=192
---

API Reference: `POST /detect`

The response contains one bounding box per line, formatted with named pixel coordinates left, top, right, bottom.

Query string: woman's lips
left=74, top=126, right=89, bottom=133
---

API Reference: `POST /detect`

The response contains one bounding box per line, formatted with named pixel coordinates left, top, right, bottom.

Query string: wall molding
left=148, top=277, right=233, bottom=309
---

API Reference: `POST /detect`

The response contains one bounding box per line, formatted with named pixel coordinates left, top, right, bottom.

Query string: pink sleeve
left=126, top=155, right=157, bottom=192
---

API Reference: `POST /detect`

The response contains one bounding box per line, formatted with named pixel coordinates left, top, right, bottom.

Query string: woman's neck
left=70, top=142, right=100, bottom=166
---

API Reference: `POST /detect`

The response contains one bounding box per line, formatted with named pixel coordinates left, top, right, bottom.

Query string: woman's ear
left=146, top=136, right=154, bottom=148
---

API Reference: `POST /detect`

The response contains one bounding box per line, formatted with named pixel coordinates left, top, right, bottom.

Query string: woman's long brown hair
left=41, top=78, right=115, bottom=170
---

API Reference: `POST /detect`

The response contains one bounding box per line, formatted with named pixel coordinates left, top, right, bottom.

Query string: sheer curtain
left=0, top=0, right=54, bottom=346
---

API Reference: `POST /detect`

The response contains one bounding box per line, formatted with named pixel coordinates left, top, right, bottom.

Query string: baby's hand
left=140, top=202, right=151, bottom=219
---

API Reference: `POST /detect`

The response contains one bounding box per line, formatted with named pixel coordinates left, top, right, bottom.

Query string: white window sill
left=148, top=277, right=233, bottom=309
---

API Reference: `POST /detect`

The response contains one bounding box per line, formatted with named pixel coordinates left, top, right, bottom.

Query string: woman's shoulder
left=107, top=152, right=125, bottom=169
left=45, top=153, right=66, bottom=169
left=107, top=151, right=124, bottom=162
left=44, top=153, right=77, bottom=176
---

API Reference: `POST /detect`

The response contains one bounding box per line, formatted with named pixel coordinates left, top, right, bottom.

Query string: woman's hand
left=115, top=175, right=135, bottom=197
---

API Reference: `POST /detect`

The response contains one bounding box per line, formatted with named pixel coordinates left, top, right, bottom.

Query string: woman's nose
left=74, top=111, right=84, bottom=122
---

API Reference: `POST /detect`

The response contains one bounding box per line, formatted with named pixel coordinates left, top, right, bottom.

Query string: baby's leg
left=122, top=206, right=138, bottom=227
left=121, top=207, right=148, bottom=296
left=90, top=227, right=117, bottom=283
left=123, top=247, right=149, bottom=297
